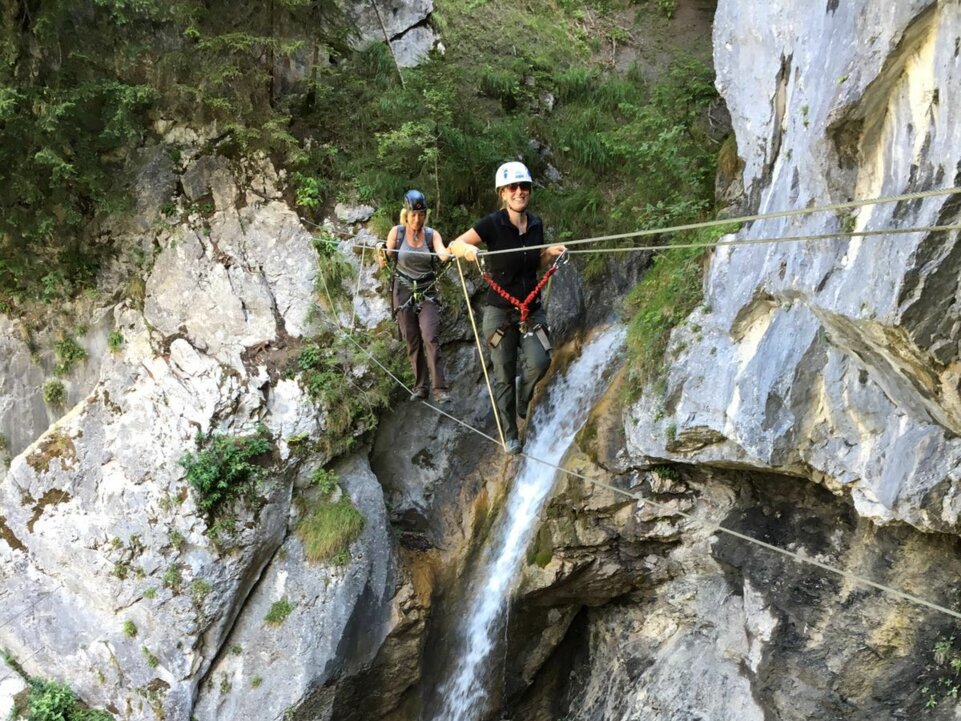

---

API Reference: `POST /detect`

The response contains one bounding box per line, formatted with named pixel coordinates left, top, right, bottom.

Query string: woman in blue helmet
left=448, top=162, right=566, bottom=454
left=384, top=189, right=452, bottom=402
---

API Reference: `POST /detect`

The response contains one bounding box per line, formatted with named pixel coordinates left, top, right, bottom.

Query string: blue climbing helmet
left=403, top=189, right=428, bottom=213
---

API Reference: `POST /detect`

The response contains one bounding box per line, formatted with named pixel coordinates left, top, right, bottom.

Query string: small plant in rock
left=251, top=676, right=263, bottom=689
left=122, top=620, right=137, bottom=638
left=143, top=587, right=157, bottom=600
left=310, top=467, right=339, bottom=497
left=142, top=646, right=159, bottom=668
left=16, top=677, right=115, bottom=721
left=191, top=579, right=213, bottom=608
left=921, top=635, right=961, bottom=710
left=42, top=379, right=66, bottom=406
left=107, top=330, right=123, bottom=353
left=265, top=598, right=294, bottom=626
left=53, top=337, right=87, bottom=376
left=180, top=423, right=273, bottom=518
left=169, top=528, right=186, bottom=551
left=162, top=565, right=182, bottom=592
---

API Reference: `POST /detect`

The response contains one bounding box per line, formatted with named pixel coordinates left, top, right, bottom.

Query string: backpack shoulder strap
left=425, top=227, right=436, bottom=270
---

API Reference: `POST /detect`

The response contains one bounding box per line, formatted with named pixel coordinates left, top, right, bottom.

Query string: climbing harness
left=479, top=250, right=568, bottom=334
left=392, top=268, right=443, bottom=317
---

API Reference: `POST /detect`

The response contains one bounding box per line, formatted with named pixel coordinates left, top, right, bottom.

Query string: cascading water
left=431, top=325, right=625, bottom=721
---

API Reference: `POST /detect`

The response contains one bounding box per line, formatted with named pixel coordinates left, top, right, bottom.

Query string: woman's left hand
left=545, top=245, right=566, bottom=257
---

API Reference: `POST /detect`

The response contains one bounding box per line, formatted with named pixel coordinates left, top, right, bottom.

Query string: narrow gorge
left=2, top=1, right=961, bottom=720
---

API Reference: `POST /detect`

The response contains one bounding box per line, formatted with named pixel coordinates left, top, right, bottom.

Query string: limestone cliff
left=503, top=2, right=961, bottom=720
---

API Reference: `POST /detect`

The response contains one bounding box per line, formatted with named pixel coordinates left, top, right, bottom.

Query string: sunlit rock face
left=0, top=157, right=403, bottom=721
left=627, top=0, right=961, bottom=532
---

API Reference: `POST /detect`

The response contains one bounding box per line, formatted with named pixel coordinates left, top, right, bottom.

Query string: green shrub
left=107, top=330, right=123, bottom=353
left=42, top=380, right=66, bottom=406
left=297, top=495, right=365, bottom=565
left=122, top=620, right=137, bottom=638
left=141, top=646, right=159, bottom=668
left=264, top=598, right=294, bottom=625
left=19, top=677, right=114, bottom=721
left=53, top=337, right=87, bottom=376
left=310, top=468, right=339, bottom=497
left=180, top=423, right=273, bottom=517
left=27, top=679, right=75, bottom=721
left=294, top=332, right=403, bottom=456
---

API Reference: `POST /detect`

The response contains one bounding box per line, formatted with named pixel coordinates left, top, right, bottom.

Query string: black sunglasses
left=505, top=182, right=532, bottom=192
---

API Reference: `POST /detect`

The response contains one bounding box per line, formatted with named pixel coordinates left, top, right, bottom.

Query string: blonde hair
left=399, top=208, right=431, bottom=226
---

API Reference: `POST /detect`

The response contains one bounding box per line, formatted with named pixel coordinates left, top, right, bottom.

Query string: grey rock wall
left=626, top=0, right=961, bottom=532
left=0, top=156, right=404, bottom=720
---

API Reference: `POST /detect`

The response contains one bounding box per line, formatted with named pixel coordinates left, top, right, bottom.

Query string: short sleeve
left=472, top=213, right=497, bottom=245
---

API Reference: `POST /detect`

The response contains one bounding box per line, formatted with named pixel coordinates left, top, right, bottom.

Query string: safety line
left=304, top=191, right=961, bottom=261
left=478, top=185, right=961, bottom=257
left=455, top=257, right=508, bottom=449
left=511, top=451, right=961, bottom=621
left=313, top=261, right=502, bottom=445
left=563, top=222, right=961, bottom=255
left=311, top=252, right=961, bottom=621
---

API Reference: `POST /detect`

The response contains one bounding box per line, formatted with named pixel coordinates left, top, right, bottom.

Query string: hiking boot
left=517, top=397, right=531, bottom=420
left=433, top=389, right=450, bottom=404
left=410, top=387, right=428, bottom=400
left=504, top=437, right=522, bottom=455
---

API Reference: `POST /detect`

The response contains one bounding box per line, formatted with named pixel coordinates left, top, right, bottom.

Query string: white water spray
left=432, top=326, right=625, bottom=721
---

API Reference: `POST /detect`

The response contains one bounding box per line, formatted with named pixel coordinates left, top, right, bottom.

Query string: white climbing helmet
left=494, top=161, right=532, bottom=189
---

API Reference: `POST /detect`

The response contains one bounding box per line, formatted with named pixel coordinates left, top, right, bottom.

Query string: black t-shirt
left=472, top=209, right=544, bottom=309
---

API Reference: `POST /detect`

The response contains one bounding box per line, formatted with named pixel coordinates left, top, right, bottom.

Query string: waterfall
left=432, top=325, right=625, bottom=721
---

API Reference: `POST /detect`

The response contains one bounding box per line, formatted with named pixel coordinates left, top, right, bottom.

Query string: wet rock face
left=626, top=1, right=961, bottom=532
left=510, top=465, right=961, bottom=721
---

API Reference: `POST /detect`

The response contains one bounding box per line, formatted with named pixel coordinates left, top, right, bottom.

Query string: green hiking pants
left=482, top=305, right=551, bottom=441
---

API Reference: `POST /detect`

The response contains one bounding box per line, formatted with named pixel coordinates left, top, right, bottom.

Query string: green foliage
left=0, top=0, right=352, bottom=308
left=312, top=232, right=355, bottom=310
left=310, top=468, right=339, bottom=497
left=18, top=677, right=114, bottom=721
left=654, top=0, right=678, bottom=18
left=122, top=620, right=137, bottom=638
left=191, top=578, right=213, bottom=607
left=107, top=330, right=124, bottom=353
left=624, top=224, right=738, bottom=394
left=180, top=423, right=273, bottom=517
left=54, top=338, right=87, bottom=376
left=293, top=173, right=324, bottom=209
left=922, top=635, right=961, bottom=711
left=162, top=564, right=182, bottom=591
left=264, top=598, right=294, bottom=625
left=294, top=331, right=403, bottom=457
left=42, top=380, right=67, bottom=406
left=26, top=679, right=75, bottom=721
left=141, top=646, right=159, bottom=668
left=296, top=494, right=365, bottom=565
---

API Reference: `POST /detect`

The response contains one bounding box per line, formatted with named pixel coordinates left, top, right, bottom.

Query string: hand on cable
left=375, top=242, right=388, bottom=268
left=450, top=239, right=479, bottom=263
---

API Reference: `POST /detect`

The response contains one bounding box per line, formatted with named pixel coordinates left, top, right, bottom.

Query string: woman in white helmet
left=448, top=161, right=566, bottom=454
